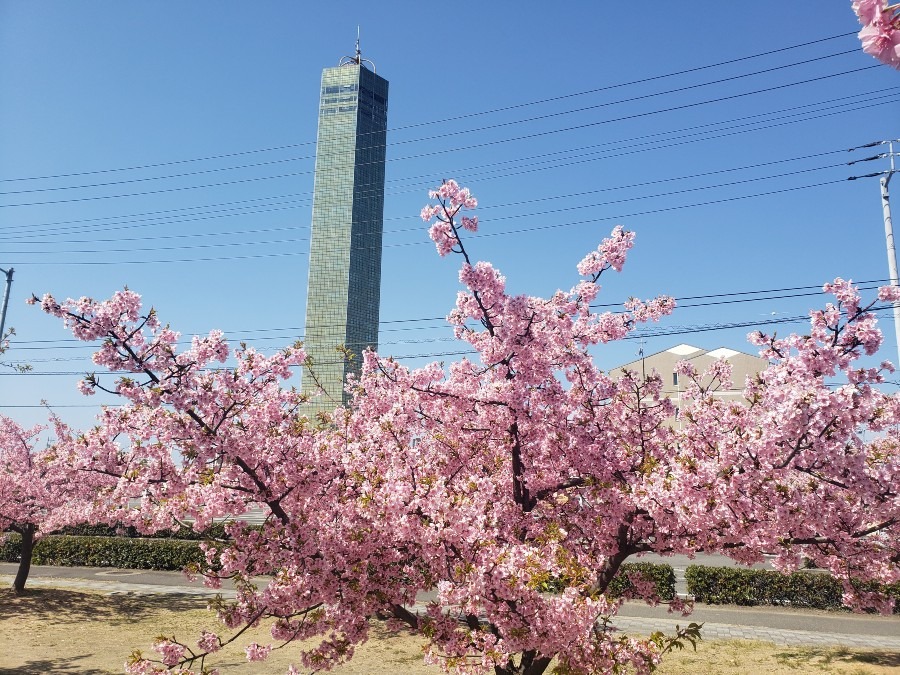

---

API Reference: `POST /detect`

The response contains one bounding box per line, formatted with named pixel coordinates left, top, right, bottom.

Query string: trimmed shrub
left=0, top=533, right=21, bottom=563
left=685, top=564, right=900, bottom=614
left=2, top=534, right=205, bottom=571
left=540, top=562, right=676, bottom=601
left=608, top=562, right=677, bottom=601
left=57, top=522, right=233, bottom=541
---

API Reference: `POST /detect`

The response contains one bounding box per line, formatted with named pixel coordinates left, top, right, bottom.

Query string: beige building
left=609, top=343, right=769, bottom=418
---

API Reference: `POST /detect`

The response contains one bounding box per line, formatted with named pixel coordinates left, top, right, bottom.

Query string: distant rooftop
left=666, top=344, right=703, bottom=356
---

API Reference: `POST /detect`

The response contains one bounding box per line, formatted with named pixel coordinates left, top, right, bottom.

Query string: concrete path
left=3, top=564, right=898, bottom=651
left=612, top=605, right=900, bottom=650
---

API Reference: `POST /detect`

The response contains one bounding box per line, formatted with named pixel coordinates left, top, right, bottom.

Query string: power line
left=0, top=154, right=315, bottom=197
left=386, top=66, right=881, bottom=167
left=608, top=284, right=887, bottom=311
left=621, top=310, right=871, bottom=339
left=5, top=306, right=895, bottom=377
left=383, top=51, right=865, bottom=149
left=380, top=34, right=860, bottom=132
left=471, top=162, right=847, bottom=226
left=1, top=224, right=308, bottom=247
left=0, top=141, right=861, bottom=243
left=2, top=87, right=894, bottom=241
left=0, top=50, right=862, bottom=199
left=0, top=159, right=850, bottom=252
left=0, top=168, right=315, bottom=209
left=0, top=65, right=880, bottom=210
left=449, top=94, right=899, bottom=192
left=8, top=280, right=892, bottom=352
left=316, top=90, right=896, bottom=219
left=467, top=179, right=849, bottom=241
left=0, top=193, right=310, bottom=234
left=0, top=178, right=854, bottom=265
left=0, top=32, right=856, bottom=185
left=4, top=236, right=309, bottom=256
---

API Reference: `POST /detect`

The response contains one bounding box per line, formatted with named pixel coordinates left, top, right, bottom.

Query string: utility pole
left=882, top=142, right=898, bottom=368
left=0, top=266, right=13, bottom=344
left=849, top=139, right=899, bottom=367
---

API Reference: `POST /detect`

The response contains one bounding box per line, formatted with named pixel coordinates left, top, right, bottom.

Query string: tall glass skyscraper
left=302, top=48, right=388, bottom=411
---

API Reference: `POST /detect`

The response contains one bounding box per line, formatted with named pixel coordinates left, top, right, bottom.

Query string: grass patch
left=1, top=587, right=897, bottom=674
left=655, top=640, right=900, bottom=675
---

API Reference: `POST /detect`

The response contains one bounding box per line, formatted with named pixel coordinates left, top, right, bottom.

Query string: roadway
left=2, top=562, right=898, bottom=649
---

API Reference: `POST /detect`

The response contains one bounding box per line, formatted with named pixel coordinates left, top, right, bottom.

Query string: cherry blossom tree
left=30, top=290, right=411, bottom=672
left=853, top=0, right=900, bottom=68
left=32, top=181, right=900, bottom=674
left=0, top=415, right=74, bottom=593
left=671, top=278, right=900, bottom=612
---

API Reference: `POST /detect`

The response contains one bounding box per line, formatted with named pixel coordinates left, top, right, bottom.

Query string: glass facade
left=302, top=64, right=388, bottom=411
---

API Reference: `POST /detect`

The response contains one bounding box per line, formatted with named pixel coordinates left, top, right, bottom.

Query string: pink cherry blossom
left=852, top=0, right=900, bottom=69
left=244, top=643, right=271, bottom=662
left=197, top=631, right=220, bottom=653
left=854, top=0, right=886, bottom=24
left=859, top=19, right=900, bottom=68
left=24, top=181, right=900, bottom=675
left=422, top=180, right=479, bottom=257
left=879, top=284, right=900, bottom=302
left=153, top=639, right=186, bottom=667
left=576, top=225, right=635, bottom=278
left=0, top=414, right=107, bottom=593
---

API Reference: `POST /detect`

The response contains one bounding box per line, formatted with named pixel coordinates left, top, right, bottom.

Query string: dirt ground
left=0, top=588, right=898, bottom=674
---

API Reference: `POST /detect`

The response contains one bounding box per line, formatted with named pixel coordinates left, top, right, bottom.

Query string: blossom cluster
left=421, top=179, right=479, bottom=256
left=853, top=0, right=900, bottom=68
left=576, top=225, right=635, bottom=278
left=23, top=180, right=900, bottom=675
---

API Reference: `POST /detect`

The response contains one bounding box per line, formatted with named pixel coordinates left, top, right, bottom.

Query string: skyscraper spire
left=338, top=27, right=376, bottom=72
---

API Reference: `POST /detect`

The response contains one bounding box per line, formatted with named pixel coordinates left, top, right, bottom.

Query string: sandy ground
left=1, top=588, right=898, bottom=674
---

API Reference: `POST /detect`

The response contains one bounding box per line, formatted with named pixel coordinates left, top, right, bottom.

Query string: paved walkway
left=3, top=564, right=898, bottom=651
left=611, top=615, right=900, bottom=650
left=2, top=571, right=229, bottom=598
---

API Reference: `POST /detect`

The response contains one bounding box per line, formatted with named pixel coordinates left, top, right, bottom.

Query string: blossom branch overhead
left=853, top=0, right=900, bottom=68
left=16, top=179, right=900, bottom=675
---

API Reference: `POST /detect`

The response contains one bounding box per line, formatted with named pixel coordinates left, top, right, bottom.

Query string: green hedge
left=57, top=522, right=234, bottom=541
left=2, top=534, right=205, bottom=571
left=0, top=534, right=21, bottom=563
left=540, top=562, right=676, bottom=601
left=685, top=564, right=900, bottom=614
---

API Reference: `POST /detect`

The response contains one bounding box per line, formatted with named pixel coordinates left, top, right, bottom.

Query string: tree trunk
left=522, top=656, right=552, bottom=675
left=12, top=523, right=36, bottom=594
left=494, top=651, right=552, bottom=675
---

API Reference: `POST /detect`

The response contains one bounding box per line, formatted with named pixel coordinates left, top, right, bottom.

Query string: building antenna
left=339, top=26, right=376, bottom=72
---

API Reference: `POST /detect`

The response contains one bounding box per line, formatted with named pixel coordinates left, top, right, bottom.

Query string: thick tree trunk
left=494, top=651, right=552, bottom=675
left=522, top=655, right=552, bottom=675
left=12, top=523, right=36, bottom=594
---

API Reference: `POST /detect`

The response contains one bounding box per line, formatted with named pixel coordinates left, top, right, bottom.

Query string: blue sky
left=1, top=1, right=898, bottom=430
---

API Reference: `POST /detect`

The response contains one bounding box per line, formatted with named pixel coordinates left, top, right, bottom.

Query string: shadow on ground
left=775, top=646, right=900, bottom=669
left=0, top=588, right=207, bottom=625
left=0, top=653, right=113, bottom=674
